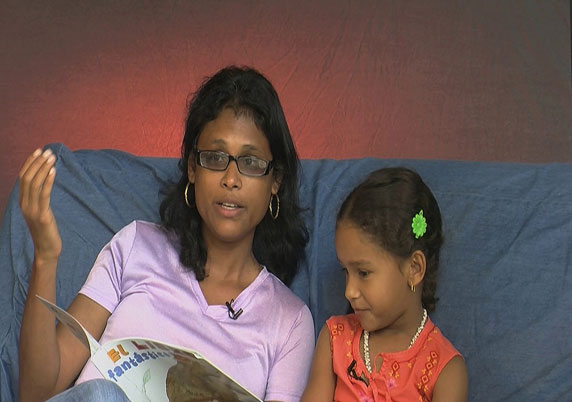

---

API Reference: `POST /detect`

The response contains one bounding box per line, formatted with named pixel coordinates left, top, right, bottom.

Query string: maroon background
left=1, top=1, right=571, bottom=217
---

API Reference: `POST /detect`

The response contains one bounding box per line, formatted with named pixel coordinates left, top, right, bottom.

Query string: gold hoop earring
left=409, top=281, right=416, bottom=293
left=184, top=182, right=192, bottom=208
left=269, top=193, right=279, bottom=220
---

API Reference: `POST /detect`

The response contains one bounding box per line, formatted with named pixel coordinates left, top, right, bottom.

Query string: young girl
left=302, top=167, right=468, bottom=401
left=17, top=66, right=314, bottom=402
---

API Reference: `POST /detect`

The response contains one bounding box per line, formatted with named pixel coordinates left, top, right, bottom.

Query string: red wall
left=1, top=1, right=571, bottom=216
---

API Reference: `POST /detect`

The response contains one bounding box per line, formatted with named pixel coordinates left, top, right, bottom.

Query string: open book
left=37, top=295, right=262, bottom=402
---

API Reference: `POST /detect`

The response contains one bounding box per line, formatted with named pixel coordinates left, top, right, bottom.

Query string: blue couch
left=1, top=143, right=571, bottom=401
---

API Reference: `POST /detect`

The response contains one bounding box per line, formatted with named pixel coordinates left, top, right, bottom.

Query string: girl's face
left=335, top=221, right=412, bottom=332
left=188, top=107, right=280, bottom=248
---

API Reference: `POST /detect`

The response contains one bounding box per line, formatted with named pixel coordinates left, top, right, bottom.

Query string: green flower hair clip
left=412, top=209, right=427, bottom=239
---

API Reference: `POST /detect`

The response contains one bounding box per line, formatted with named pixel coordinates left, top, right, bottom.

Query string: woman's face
left=188, top=107, right=280, bottom=248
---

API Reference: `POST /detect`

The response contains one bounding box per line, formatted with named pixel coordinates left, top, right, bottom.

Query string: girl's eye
left=358, top=270, right=369, bottom=278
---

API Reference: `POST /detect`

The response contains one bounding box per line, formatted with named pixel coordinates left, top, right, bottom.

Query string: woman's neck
left=204, top=233, right=258, bottom=274
left=201, top=225, right=259, bottom=274
left=205, top=250, right=260, bottom=281
left=200, top=248, right=261, bottom=306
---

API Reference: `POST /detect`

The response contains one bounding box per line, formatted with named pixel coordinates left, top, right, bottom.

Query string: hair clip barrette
left=412, top=209, right=427, bottom=239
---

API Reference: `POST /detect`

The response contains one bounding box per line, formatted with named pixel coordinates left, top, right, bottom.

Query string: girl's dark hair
left=337, top=167, right=443, bottom=313
left=160, top=65, right=308, bottom=286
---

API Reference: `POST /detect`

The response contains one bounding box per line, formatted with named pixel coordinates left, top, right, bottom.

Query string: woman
left=18, top=66, right=315, bottom=402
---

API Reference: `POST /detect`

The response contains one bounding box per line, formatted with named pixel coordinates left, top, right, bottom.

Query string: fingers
left=38, top=166, right=56, bottom=218
left=28, top=153, right=57, bottom=216
left=18, top=149, right=42, bottom=206
left=17, top=148, right=62, bottom=263
left=19, top=148, right=42, bottom=176
left=19, top=149, right=57, bottom=214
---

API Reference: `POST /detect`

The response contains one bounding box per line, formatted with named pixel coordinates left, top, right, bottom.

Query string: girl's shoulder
left=325, top=314, right=361, bottom=336
left=422, top=319, right=463, bottom=360
left=420, top=318, right=459, bottom=349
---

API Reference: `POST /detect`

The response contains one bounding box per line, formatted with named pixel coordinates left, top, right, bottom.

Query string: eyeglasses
left=195, top=150, right=273, bottom=177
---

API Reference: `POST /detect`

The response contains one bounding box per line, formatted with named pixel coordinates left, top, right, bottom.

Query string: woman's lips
left=216, top=201, right=243, bottom=218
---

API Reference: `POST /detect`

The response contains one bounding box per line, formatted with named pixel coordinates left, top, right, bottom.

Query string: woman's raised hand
left=18, top=148, right=62, bottom=264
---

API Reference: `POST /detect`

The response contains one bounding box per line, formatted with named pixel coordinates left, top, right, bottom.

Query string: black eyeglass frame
left=195, top=149, right=274, bottom=177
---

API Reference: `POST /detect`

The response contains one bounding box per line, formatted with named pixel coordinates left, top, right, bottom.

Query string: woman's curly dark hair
left=160, top=65, right=308, bottom=286
left=336, top=167, right=443, bottom=313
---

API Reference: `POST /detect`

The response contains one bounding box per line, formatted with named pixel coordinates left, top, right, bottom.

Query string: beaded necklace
left=363, top=309, right=427, bottom=373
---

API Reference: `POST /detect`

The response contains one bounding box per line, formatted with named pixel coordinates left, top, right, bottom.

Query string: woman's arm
left=17, top=149, right=111, bottom=401
left=301, top=324, right=336, bottom=402
left=432, top=355, right=468, bottom=402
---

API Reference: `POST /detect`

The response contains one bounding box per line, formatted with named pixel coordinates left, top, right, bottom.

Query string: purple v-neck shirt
left=76, top=221, right=315, bottom=401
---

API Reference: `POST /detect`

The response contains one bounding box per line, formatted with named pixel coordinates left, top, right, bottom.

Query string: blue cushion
left=1, top=143, right=571, bottom=401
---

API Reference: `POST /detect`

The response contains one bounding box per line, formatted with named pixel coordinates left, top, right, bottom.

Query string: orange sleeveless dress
left=327, top=314, right=461, bottom=402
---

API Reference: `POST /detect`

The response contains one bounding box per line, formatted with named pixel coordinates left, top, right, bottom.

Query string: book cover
left=37, top=295, right=262, bottom=402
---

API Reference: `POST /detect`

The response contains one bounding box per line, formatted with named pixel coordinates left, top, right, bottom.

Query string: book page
left=36, top=295, right=100, bottom=355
